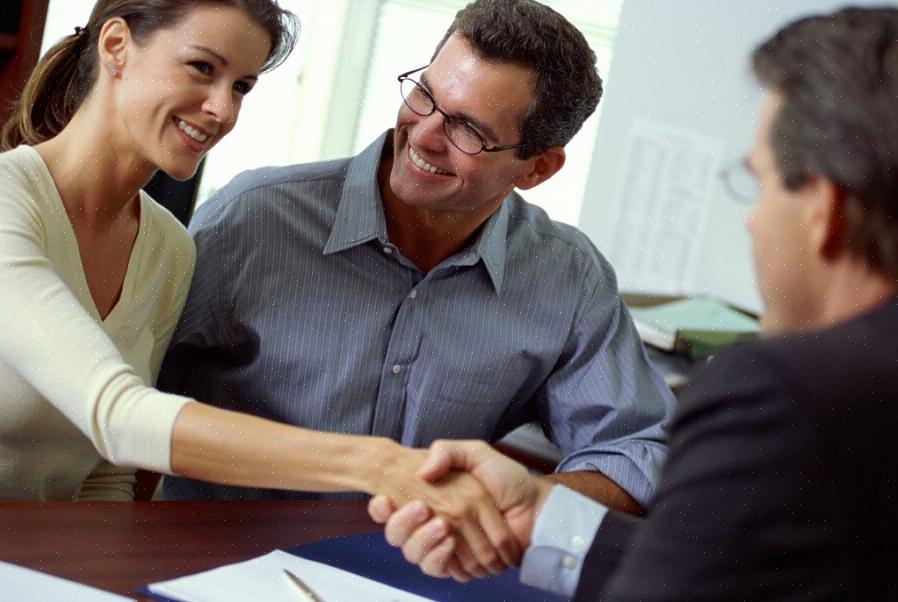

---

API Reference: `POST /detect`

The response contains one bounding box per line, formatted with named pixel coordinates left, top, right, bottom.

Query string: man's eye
left=189, top=61, right=213, bottom=76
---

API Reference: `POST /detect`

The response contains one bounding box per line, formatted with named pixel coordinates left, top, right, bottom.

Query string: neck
left=34, top=100, right=156, bottom=226
left=816, top=260, right=898, bottom=327
left=377, top=153, right=505, bottom=274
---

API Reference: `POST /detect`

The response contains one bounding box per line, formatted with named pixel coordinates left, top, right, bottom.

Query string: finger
left=476, top=497, right=522, bottom=567
left=453, top=523, right=497, bottom=577
left=367, top=495, right=395, bottom=523
left=400, top=516, right=449, bottom=564
left=419, top=535, right=462, bottom=580
left=452, top=537, right=486, bottom=580
left=446, top=489, right=510, bottom=575
left=447, top=560, right=472, bottom=584
left=383, top=500, right=432, bottom=548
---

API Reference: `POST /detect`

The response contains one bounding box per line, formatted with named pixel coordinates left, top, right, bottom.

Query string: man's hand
left=368, top=440, right=554, bottom=581
left=365, top=439, right=523, bottom=581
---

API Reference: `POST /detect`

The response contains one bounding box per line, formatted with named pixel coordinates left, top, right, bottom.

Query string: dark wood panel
left=0, top=500, right=378, bottom=599
left=0, top=0, right=49, bottom=123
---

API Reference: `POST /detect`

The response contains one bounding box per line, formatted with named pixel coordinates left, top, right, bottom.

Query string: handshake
left=367, top=440, right=555, bottom=583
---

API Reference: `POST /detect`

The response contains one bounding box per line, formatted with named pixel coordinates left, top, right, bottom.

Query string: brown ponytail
left=0, top=0, right=298, bottom=152
left=0, top=27, right=95, bottom=151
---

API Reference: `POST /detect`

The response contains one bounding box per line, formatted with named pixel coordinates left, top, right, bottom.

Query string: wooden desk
left=0, top=500, right=378, bottom=599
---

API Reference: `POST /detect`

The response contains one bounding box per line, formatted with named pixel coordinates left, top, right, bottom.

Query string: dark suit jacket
left=575, top=298, right=898, bottom=601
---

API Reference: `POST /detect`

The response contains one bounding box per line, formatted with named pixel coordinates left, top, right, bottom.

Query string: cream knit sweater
left=0, top=145, right=195, bottom=500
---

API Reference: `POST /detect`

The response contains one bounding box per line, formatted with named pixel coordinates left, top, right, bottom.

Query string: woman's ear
left=513, top=146, right=566, bottom=191
left=97, top=17, right=131, bottom=77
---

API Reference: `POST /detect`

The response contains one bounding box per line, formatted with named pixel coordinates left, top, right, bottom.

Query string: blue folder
left=140, top=530, right=568, bottom=601
left=290, top=530, right=568, bottom=602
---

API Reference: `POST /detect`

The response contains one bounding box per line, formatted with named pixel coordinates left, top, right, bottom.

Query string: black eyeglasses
left=397, top=66, right=529, bottom=156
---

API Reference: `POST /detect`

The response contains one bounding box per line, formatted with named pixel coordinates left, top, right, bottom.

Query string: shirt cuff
left=519, top=485, right=608, bottom=597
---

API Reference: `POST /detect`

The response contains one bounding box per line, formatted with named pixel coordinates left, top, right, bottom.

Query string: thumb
left=418, top=446, right=453, bottom=481
left=367, top=495, right=395, bottom=523
left=419, top=440, right=472, bottom=481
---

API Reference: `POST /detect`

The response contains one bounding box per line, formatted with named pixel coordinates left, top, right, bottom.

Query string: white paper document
left=605, top=119, right=724, bottom=295
left=148, top=549, right=434, bottom=602
left=0, top=560, right=134, bottom=601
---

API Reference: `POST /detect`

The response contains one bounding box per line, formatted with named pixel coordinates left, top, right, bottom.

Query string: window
left=43, top=0, right=623, bottom=225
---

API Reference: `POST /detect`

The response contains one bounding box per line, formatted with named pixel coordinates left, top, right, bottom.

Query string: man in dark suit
left=368, top=7, right=898, bottom=600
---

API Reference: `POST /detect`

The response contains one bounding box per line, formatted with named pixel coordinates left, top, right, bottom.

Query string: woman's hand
left=364, top=438, right=522, bottom=580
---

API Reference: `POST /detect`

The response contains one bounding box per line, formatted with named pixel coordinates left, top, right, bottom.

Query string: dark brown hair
left=433, top=0, right=602, bottom=159
left=1, top=0, right=298, bottom=151
left=753, top=7, right=898, bottom=281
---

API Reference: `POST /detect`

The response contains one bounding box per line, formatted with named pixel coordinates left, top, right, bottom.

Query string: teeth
left=409, top=147, right=448, bottom=175
left=177, top=119, right=209, bottom=143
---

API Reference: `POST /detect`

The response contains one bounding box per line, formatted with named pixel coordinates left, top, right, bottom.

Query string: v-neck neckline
left=25, top=146, right=149, bottom=325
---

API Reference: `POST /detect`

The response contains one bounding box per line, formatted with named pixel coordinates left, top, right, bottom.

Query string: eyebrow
left=420, top=72, right=500, bottom=143
left=190, top=45, right=259, bottom=81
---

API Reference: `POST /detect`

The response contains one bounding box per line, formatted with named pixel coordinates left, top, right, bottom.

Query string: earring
left=105, top=64, right=118, bottom=77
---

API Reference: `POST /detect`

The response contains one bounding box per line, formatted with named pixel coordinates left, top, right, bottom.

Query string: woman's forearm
left=170, top=401, right=522, bottom=571
left=170, top=401, right=389, bottom=494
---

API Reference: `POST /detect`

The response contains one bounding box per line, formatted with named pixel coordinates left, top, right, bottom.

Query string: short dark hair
left=433, top=0, right=602, bottom=159
left=752, top=7, right=898, bottom=281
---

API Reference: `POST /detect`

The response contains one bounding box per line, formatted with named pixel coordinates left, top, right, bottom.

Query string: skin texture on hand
left=170, top=405, right=517, bottom=581
left=369, top=439, right=554, bottom=581
left=365, top=439, right=523, bottom=579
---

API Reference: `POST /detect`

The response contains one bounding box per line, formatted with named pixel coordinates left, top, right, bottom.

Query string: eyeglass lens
left=720, top=161, right=760, bottom=202
left=399, top=78, right=484, bottom=154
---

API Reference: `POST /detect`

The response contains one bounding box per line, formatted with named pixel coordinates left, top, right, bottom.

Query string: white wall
left=580, top=0, right=892, bottom=312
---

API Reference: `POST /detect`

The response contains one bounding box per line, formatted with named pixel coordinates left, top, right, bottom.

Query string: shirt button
left=570, top=535, right=585, bottom=550
left=408, top=290, right=418, bottom=300
left=383, top=247, right=393, bottom=254
left=391, top=364, right=402, bottom=375
left=562, top=555, right=577, bottom=570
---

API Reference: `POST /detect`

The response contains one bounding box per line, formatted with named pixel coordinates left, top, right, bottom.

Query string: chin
left=160, top=159, right=202, bottom=182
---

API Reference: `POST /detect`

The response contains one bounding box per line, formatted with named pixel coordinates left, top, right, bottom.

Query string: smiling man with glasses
left=373, top=6, right=898, bottom=600
left=159, top=0, right=674, bottom=540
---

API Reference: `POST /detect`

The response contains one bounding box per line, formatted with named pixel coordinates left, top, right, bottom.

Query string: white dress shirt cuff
left=519, top=485, right=608, bottom=597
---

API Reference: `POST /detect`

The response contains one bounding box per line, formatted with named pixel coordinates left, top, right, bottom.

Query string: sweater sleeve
left=0, top=158, right=190, bottom=473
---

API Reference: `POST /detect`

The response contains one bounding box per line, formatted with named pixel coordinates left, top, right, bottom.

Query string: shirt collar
left=323, top=131, right=392, bottom=255
left=324, top=129, right=510, bottom=294
left=470, top=200, right=509, bottom=293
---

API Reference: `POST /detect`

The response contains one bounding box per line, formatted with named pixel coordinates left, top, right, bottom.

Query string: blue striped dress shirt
left=160, top=131, right=675, bottom=503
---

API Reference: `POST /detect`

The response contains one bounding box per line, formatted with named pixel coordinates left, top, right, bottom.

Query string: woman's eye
left=189, top=61, right=213, bottom=76
left=233, top=81, right=252, bottom=95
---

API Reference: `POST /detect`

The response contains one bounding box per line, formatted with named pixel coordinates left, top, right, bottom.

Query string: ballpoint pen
left=284, top=568, right=326, bottom=602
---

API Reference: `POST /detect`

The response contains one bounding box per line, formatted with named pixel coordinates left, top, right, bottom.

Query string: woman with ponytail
left=0, top=0, right=517, bottom=571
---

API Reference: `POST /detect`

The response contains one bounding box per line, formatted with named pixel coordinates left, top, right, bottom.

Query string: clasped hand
left=369, top=440, right=553, bottom=582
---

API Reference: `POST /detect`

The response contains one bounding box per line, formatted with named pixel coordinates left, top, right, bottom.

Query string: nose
left=203, top=84, right=238, bottom=128
left=406, top=105, right=448, bottom=152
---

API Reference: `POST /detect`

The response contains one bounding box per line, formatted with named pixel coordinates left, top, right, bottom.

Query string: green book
left=629, top=297, right=760, bottom=358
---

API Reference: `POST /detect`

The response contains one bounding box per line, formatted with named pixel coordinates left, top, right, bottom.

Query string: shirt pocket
left=404, top=375, right=516, bottom=445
